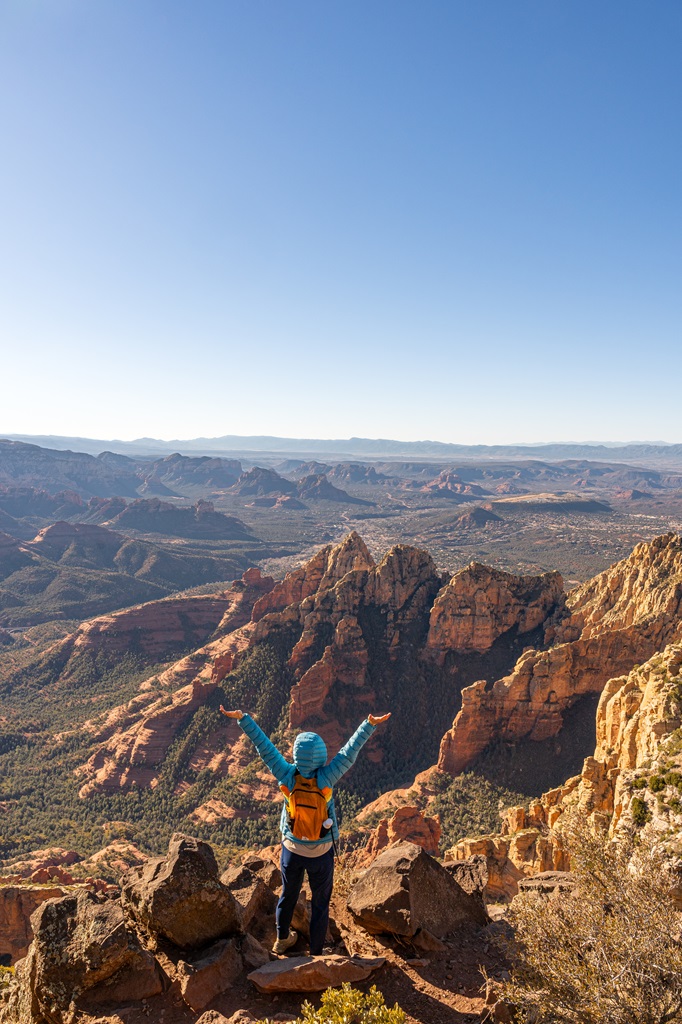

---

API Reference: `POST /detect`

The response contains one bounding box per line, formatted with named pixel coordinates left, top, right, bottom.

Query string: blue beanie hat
left=293, top=731, right=328, bottom=776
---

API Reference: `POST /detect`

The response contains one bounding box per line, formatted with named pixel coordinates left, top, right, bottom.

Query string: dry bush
left=332, top=836, right=362, bottom=899
left=502, top=816, right=682, bottom=1024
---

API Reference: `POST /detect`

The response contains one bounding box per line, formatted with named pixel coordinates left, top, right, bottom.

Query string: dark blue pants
left=277, top=845, right=334, bottom=955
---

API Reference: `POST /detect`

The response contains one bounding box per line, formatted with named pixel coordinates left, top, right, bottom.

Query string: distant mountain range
left=4, top=432, right=682, bottom=466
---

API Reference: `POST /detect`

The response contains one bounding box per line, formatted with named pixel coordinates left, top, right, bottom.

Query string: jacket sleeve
left=238, top=714, right=293, bottom=787
left=320, top=719, right=376, bottom=788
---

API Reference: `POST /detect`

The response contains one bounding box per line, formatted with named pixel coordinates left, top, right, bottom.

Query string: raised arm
left=321, top=712, right=391, bottom=788
left=220, top=707, right=292, bottom=786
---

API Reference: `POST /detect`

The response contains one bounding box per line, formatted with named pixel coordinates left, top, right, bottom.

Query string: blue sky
left=1, top=1, right=680, bottom=444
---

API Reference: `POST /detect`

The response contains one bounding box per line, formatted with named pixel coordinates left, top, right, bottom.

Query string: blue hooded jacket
left=238, top=714, right=375, bottom=845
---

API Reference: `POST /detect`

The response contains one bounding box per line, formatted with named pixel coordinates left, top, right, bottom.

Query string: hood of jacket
left=292, top=731, right=328, bottom=777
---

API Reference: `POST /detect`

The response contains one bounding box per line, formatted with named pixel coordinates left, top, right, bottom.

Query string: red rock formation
left=252, top=532, right=375, bottom=622
left=356, top=806, right=441, bottom=867
left=60, top=592, right=234, bottom=670
left=426, top=562, right=563, bottom=657
left=289, top=617, right=368, bottom=727
left=2, top=847, right=81, bottom=879
left=212, top=568, right=275, bottom=637
left=438, top=534, right=682, bottom=775
left=445, top=830, right=568, bottom=901
left=0, top=884, right=68, bottom=962
left=421, top=471, right=489, bottom=499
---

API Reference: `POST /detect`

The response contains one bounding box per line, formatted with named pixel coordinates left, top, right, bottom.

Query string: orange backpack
left=280, top=774, right=333, bottom=842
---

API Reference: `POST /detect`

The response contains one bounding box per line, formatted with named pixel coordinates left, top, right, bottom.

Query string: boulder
left=241, top=933, right=271, bottom=970
left=222, top=869, right=277, bottom=935
left=347, top=842, right=488, bottom=938
left=443, top=854, right=489, bottom=896
left=177, top=937, right=243, bottom=1012
left=121, top=833, right=241, bottom=949
left=6, top=889, right=162, bottom=1024
left=221, top=864, right=254, bottom=889
left=241, top=854, right=282, bottom=891
left=247, top=954, right=384, bottom=993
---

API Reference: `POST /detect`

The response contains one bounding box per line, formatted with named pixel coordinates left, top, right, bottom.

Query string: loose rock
left=247, top=954, right=385, bottom=993
left=121, top=833, right=241, bottom=949
left=177, top=937, right=243, bottom=1013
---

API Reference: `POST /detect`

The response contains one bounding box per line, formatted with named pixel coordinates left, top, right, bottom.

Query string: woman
left=220, top=706, right=391, bottom=955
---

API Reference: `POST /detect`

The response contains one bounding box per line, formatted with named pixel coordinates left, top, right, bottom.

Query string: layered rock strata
left=426, top=563, right=563, bottom=657
left=446, top=641, right=682, bottom=898
left=75, top=569, right=274, bottom=796
left=439, top=534, right=682, bottom=774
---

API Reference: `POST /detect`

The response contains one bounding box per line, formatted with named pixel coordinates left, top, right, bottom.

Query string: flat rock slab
left=247, top=954, right=385, bottom=992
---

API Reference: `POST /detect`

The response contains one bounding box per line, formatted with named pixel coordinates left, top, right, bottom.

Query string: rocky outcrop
left=438, top=534, right=682, bottom=774
left=348, top=842, right=488, bottom=938
left=230, top=468, right=297, bottom=498
left=356, top=806, right=441, bottom=867
left=252, top=532, right=375, bottom=622
left=278, top=542, right=443, bottom=740
left=1, top=848, right=80, bottom=879
left=426, top=563, right=563, bottom=657
left=75, top=569, right=273, bottom=797
left=553, top=641, right=682, bottom=835
left=552, top=532, right=682, bottom=647
left=446, top=641, right=682, bottom=898
left=63, top=592, right=233, bottom=665
left=421, top=471, right=489, bottom=500
left=445, top=828, right=569, bottom=902
left=7, top=890, right=162, bottom=1024
left=121, top=833, right=242, bottom=949
left=104, top=498, right=250, bottom=539
left=213, top=568, right=275, bottom=639
left=77, top=675, right=220, bottom=796
left=289, top=616, right=368, bottom=726
left=295, top=474, right=373, bottom=506
left=455, top=507, right=502, bottom=530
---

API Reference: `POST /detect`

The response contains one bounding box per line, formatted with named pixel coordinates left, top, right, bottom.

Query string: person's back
left=220, top=705, right=390, bottom=955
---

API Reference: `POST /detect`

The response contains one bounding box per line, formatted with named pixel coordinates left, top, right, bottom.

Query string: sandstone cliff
left=438, top=533, right=682, bottom=775
left=445, top=641, right=682, bottom=898
left=75, top=531, right=566, bottom=808
left=74, top=568, right=274, bottom=798
left=426, top=562, right=563, bottom=657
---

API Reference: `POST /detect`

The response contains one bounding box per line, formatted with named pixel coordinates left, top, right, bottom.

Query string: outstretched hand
left=368, top=713, right=391, bottom=726
left=220, top=706, right=244, bottom=720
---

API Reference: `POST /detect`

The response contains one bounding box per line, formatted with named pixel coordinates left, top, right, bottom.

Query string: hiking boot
left=272, top=929, right=298, bottom=954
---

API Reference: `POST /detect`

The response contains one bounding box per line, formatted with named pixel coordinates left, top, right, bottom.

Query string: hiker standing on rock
left=220, top=706, right=390, bottom=957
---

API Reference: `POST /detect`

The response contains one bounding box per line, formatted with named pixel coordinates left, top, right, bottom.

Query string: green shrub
left=285, top=985, right=406, bottom=1024
left=665, top=771, right=682, bottom=790
left=631, top=796, right=651, bottom=826
left=649, top=775, right=666, bottom=793
left=631, top=777, right=648, bottom=790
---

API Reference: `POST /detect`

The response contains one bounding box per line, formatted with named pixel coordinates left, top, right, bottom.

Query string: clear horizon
left=2, top=2, right=681, bottom=444
left=3, top=430, right=680, bottom=449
